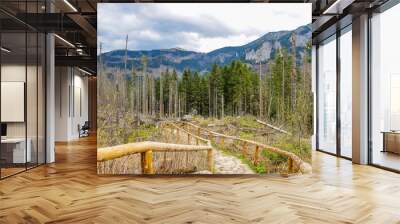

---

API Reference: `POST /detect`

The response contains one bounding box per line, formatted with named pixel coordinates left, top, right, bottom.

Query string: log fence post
left=254, top=146, right=259, bottom=165
left=207, top=148, right=213, bottom=172
left=288, top=158, right=293, bottom=173
left=145, top=150, right=154, bottom=174
left=242, top=142, right=247, bottom=156
left=141, top=152, right=146, bottom=173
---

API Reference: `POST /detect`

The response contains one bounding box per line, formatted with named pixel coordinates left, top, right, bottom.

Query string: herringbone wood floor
left=1, top=135, right=400, bottom=223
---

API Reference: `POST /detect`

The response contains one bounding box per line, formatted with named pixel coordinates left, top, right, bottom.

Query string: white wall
left=55, top=67, right=89, bottom=141
left=72, top=73, right=89, bottom=138
left=55, top=67, right=69, bottom=141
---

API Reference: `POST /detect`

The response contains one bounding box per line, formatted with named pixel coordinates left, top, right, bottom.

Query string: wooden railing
left=160, top=122, right=214, bottom=172
left=179, top=121, right=312, bottom=174
left=97, top=140, right=213, bottom=174
left=160, top=122, right=210, bottom=146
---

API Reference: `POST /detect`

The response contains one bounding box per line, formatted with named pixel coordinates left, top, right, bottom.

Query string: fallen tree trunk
left=256, top=120, right=291, bottom=135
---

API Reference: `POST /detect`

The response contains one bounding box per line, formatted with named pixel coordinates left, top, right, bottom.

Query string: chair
left=79, top=121, right=90, bottom=138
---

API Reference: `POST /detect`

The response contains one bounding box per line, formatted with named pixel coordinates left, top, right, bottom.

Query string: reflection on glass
left=38, top=33, right=46, bottom=165
left=318, top=36, right=337, bottom=154
left=1, top=31, right=27, bottom=177
left=371, top=4, right=400, bottom=171
left=0, top=0, right=47, bottom=178
left=390, top=75, right=400, bottom=130
left=340, top=28, right=352, bottom=158
left=27, top=31, right=38, bottom=169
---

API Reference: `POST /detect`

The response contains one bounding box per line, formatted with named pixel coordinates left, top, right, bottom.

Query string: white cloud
left=98, top=3, right=311, bottom=53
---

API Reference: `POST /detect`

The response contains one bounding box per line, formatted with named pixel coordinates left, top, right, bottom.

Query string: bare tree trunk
left=175, top=80, right=178, bottom=118
left=179, top=93, right=181, bottom=118
left=208, top=82, right=211, bottom=117
left=221, top=93, right=224, bottom=118
left=169, top=83, right=173, bottom=118
left=259, top=62, right=263, bottom=118
left=138, top=75, right=142, bottom=117
left=268, top=70, right=272, bottom=119
left=281, top=50, right=285, bottom=122
left=148, top=75, right=152, bottom=116
left=152, top=75, right=156, bottom=116
left=160, top=74, right=164, bottom=118
left=124, top=35, right=129, bottom=113
left=290, top=33, right=297, bottom=112
left=303, top=53, right=308, bottom=90
left=115, top=69, right=121, bottom=123
left=131, top=68, right=135, bottom=114
left=214, top=87, right=217, bottom=118
left=141, top=56, right=148, bottom=116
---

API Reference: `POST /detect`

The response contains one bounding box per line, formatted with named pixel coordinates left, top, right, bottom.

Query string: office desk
left=1, top=138, right=31, bottom=164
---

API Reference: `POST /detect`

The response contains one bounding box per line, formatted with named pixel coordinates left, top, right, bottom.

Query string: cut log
left=256, top=120, right=291, bottom=135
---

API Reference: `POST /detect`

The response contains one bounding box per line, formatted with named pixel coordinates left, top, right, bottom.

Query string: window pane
left=371, top=3, right=400, bottom=171
left=318, top=36, right=337, bottom=154
left=340, top=28, right=352, bottom=158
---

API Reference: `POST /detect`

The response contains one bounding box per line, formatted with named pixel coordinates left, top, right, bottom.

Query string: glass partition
left=0, top=1, right=46, bottom=179
left=1, top=30, right=28, bottom=177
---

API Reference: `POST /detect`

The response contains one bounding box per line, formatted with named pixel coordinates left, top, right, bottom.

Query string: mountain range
left=100, top=24, right=311, bottom=74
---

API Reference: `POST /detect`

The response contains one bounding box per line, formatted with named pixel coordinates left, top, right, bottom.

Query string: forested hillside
left=99, top=25, right=311, bottom=74
left=97, top=39, right=312, bottom=148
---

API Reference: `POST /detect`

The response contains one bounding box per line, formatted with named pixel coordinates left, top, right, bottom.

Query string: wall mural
left=97, top=3, right=312, bottom=175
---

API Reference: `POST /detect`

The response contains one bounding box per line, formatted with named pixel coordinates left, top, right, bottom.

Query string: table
left=382, top=131, right=400, bottom=154
left=1, top=138, right=31, bottom=164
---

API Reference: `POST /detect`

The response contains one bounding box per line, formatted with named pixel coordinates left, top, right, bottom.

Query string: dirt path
left=163, top=128, right=255, bottom=174
left=212, top=148, right=255, bottom=174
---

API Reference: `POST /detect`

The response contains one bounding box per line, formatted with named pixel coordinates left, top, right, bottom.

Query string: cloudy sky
left=98, top=3, right=311, bottom=53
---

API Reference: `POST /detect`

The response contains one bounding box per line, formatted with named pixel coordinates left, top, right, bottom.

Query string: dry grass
left=97, top=150, right=208, bottom=175
left=152, top=151, right=208, bottom=174
left=195, top=120, right=305, bottom=174
left=97, top=127, right=209, bottom=175
left=97, top=154, right=141, bottom=174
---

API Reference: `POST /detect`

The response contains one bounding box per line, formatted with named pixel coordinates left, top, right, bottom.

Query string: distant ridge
left=100, top=24, right=311, bottom=74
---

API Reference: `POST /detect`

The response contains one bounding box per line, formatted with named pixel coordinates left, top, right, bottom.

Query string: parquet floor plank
left=0, top=135, right=399, bottom=223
